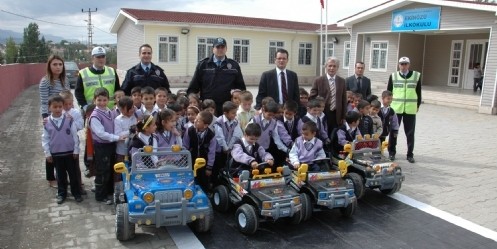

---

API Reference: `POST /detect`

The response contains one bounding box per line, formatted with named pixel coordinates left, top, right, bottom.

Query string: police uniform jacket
left=121, top=63, right=171, bottom=96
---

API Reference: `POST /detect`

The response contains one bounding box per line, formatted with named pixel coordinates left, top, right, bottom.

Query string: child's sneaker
left=56, top=196, right=65, bottom=204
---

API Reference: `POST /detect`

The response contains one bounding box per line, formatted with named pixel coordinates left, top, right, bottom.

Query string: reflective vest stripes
left=80, top=66, right=116, bottom=108
left=391, top=71, right=420, bottom=115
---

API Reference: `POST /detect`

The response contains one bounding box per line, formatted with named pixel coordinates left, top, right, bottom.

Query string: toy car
left=113, top=145, right=213, bottom=241
left=333, top=134, right=405, bottom=199
left=283, top=159, right=357, bottom=221
left=211, top=162, right=305, bottom=235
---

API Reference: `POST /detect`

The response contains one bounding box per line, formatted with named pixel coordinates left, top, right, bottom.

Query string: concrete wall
left=0, top=63, right=45, bottom=114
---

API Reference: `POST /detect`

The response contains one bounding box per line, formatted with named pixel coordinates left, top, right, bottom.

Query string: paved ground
left=0, top=85, right=496, bottom=248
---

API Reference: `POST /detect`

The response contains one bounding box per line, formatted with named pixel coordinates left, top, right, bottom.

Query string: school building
left=110, top=0, right=497, bottom=114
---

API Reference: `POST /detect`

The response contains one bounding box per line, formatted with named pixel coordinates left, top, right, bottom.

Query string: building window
left=197, top=37, right=216, bottom=62
left=343, top=41, right=351, bottom=69
left=268, top=41, right=285, bottom=64
left=370, top=41, right=388, bottom=70
left=158, top=36, right=178, bottom=63
left=321, top=42, right=334, bottom=65
left=448, top=40, right=463, bottom=86
left=233, top=39, right=250, bottom=63
left=298, top=42, right=313, bottom=65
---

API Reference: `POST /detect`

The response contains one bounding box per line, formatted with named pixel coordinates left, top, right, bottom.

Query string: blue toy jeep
left=113, top=145, right=213, bottom=241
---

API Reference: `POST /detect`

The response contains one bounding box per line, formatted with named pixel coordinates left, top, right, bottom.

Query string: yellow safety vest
left=391, top=71, right=420, bottom=115
left=80, top=66, right=116, bottom=108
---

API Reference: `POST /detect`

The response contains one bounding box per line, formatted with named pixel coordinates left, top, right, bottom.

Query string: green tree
left=0, top=50, right=4, bottom=64
left=38, top=36, right=51, bottom=62
left=19, top=22, right=48, bottom=63
left=5, top=37, right=18, bottom=64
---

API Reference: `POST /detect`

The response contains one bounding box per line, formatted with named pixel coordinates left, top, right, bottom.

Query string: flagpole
left=325, top=0, right=328, bottom=65
left=320, top=2, right=323, bottom=76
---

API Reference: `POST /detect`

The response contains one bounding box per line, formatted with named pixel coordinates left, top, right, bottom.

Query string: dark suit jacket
left=255, top=68, right=300, bottom=110
left=309, top=75, right=347, bottom=125
left=346, top=75, right=371, bottom=99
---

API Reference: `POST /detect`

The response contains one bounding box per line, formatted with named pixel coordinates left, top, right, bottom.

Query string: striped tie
left=304, top=141, right=313, bottom=151
left=329, top=77, right=336, bottom=111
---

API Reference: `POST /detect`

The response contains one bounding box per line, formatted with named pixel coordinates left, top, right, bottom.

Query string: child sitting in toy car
left=128, top=115, right=159, bottom=169
left=331, top=111, right=361, bottom=158
left=289, top=121, right=327, bottom=171
left=230, top=123, right=274, bottom=176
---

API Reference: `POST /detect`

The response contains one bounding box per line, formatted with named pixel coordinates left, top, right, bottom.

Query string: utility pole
left=82, top=8, right=97, bottom=52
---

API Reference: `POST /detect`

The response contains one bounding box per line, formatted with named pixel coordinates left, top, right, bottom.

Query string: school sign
left=391, top=7, right=441, bottom=32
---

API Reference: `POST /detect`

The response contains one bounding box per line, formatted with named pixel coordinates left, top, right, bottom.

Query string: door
left=463, top=40, right=488, bottom=90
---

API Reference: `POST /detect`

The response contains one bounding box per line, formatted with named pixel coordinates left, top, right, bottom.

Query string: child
left=184, top=105, right=200, bottom=134
left=357, top=100, right=374, bottom=137
left=176, top=89, right=187, bottom=99
left=249, top=100, right=289, bottom=167
left=168, top=102, right=185, bottom=137
left=130, top=86, right=142, bottom=110
left=236, top=90, right=256, bottom=133
left=42, top=95, right=82, bottom=204
left=156, top=109, right=182, bottom=148
left=231, top=89, right=242, bottom=106
left=83, top=104, right=96, bottom=179
left=188, top=93, right=201, bottom=108
left=183, top=111, right=217, bottom=191
left=128, top=115, right=159, bottom=168
left=230, top=123, right=274, bottom=176
left=214, top=101, right=243, bottom=178
left=289, top=121, right=327, bottom=171
left=114, top=96, right=137, bottom=163
left=276, top=99, right=299, bottom=150
left=137, top=86, right=159, bottom=119
left=202, top=99, right=217, bottom=131
left=346, top=90, right=355, bottom=112
left=379, top=90, right=399, bottom=161
left=369, top=100, right=383, bottom=137
left=90, top=88, right=126, bottom=205
left=154, top=87, right=168, bottom=111
left=298, top=98, right=328, bottom=143
left=167, top=93, right=177, bottom=106
left=474, top=62, right=483, bottom=92
left=366, top=94, right=379, bottom=103
left=298, top=87, right=309, bottom=118
left=332, top=111, right=361, bottom=157
left=112, top=90, right=125, bottom=116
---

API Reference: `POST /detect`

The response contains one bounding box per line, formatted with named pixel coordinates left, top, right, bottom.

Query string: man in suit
left=255, top=48, right=300, bottom=110
left=346, top=61, right=371, bottom=99
left=310, top=57, right=347, bottom=137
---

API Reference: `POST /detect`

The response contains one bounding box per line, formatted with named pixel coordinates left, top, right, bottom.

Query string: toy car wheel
left=340, top=199, right=357, bottom=217
left=235, top=204, right=258, bottom=235
left=212, top=185, right=231, bottom=212
left=191, top=201, right=214, bottom=233
left=300, top=192, right=313, bottom=222
left=345, top=172, right=365, bottom=199
left=115, top=203, right=135, bottom=241
left=380, top=182, right=402, bottom=195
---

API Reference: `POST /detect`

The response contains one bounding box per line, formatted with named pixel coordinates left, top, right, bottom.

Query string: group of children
left=42, top=84, right=400, bottom=204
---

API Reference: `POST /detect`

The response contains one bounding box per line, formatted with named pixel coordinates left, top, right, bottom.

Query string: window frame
left=232, top=38, right=250, bottom=64
left=369, top=40, right=389, bottom=72
left=268, top=40, right=285, bottom=64
left=298, top=42, right=313, bottom=66
left=197, top=37, right=216, bottom=62
left=157, top=35, right=179, bottom=63
left=343, top=41, right=351, bottom=69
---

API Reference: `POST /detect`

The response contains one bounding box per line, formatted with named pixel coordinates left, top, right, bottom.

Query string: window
left=370, top=41, right=388, bottom=70
left=448, top=40, right=463, bottom=86
left=233, top=39, right=250, bottom=63
left=321, top=42, right=334, bottom=65
left=158, top=36, right=178, bottom=63
left=343, top=41, right=351, bottom=69
left=197, top=37, right=216, bottom=62
left=298, top=42, right=313, bottom=65
left=268, top=41, right=285, bottom=64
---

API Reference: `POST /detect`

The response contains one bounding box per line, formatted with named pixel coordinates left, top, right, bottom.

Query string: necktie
left=148, top=135, right=153, bottom=146
left=246, top=145, right=252, bottom=154
left=145, top=67, right=150, bottom=73
left=216, top=61, right=221, bottom=67
left=329, top=77, right=336, bottom=111
left=280, top=72, right=288, bottom=102
left=316, top=117, right=321, bottom=131
left=287, top=120, right=293, bottom=132
left=304, top=141, right=313, bottom=151
left=357, top=77, right=362, bottom=92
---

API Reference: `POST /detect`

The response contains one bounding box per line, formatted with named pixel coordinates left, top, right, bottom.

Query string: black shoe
left=56, top=196, right=65, bottom=204
left=389, top=155, right=396, bottom=161
left=407, top=157, right=415, bottom=163
left=97, top=198, right=113, bottom=205
left=75, top=196, right=83, bottom=203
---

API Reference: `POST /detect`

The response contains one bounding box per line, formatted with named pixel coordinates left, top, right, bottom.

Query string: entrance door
left=463, top=40, right=488, bottom=90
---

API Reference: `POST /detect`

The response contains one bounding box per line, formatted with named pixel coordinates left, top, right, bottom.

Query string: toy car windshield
left=131, top=147, right=191, bottom=172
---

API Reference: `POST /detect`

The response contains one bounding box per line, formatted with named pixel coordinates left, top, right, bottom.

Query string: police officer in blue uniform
left=187, top=37, right=246, bottom=116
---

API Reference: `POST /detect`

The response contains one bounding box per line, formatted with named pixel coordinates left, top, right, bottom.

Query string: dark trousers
left=46, top=159, right=56, bottom=181
left=94, top=143, right=116, bottom=201
left=326, top=109, right=338, bottom=139
left=53, top=154, right=81, bottom=198
left=388, top=113, right=416, bottom=158
left=474, top=78, right=483, bottom=92
left=213, top=152, right=229, bottom=185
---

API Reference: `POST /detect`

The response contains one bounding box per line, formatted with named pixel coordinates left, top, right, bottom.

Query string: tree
left=38, top=36, right=51, bottom=62
left=5, top=37, right=18, bottom=64
left=0, top=50, right=4, bottom=64
left=19, top=22, right=48, bottom=63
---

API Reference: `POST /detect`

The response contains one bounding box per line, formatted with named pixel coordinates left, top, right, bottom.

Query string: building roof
left=111, top=8, right=346, bottom=34
left=337, top=0, right=497, bottom=27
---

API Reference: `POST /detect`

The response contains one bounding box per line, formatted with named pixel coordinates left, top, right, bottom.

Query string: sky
left=0, top=0, right=386, bottom=44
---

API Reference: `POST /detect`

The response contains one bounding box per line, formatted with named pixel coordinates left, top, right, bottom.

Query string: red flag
left=320, top=0, right=324, bottom=9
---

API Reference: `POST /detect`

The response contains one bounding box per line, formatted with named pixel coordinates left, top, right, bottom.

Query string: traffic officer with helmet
left=387, top=56, right=421, bottom=164
left=75, top=46, right=120, bottom=110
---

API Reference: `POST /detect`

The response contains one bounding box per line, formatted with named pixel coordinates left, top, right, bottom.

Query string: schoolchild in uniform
left=184, top=105, right=200, bottom=135
left=130, top=86, right=142, bottom=111
left=236, top=90, right=256, bottom=133
left=112, top=90, right=125, bottom=116
left=214, top=101, right=243, bottom=179
left=298, top=87, right=309, bottom=118
left=155, top=109, right=182, bottom=148
left=379, top=90, right=399, bottom=161
left=201, top=99, right=217, bottom=131
left=278, top=100, right=300, bottom=142
left=136, top=86, right=159, bottom=120
left=357, top=99, right=374, bottom=137
left=231, top=89, right=242, bottom=106
left=289, top=121, right=327, bottom=171
left=230, top=123, right=274, bottom=176
left=369, top=99, right=383, bottom=137
left=42, top=95, right=82, bottom=204
left=128, top=115, right=159, bottom=169
left=154, top=87, right=169, bottom=111
left=167, top=102, right=185, bottom=137
left=90, top=88, right=126, bottom=205
left=182, top=111, right=217, bottom=191
left=332, top=111, right=361, bottom=157
left=297, top=97, right=328, bottom=144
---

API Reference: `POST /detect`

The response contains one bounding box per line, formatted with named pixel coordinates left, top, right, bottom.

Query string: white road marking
left=391, top=193, right=497, bottom=242
left=167, top=226, right=205, bottom=249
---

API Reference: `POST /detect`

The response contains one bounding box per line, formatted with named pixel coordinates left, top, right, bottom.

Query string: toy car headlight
left=184, top=189, right=193, bottom=200
left=143, top=192, right=154, bottom=204
left=293, top=196, right=300, bottom=205
left=318, top=192, right=328, bottom=199
left=262, top=201, right=272, bottom=209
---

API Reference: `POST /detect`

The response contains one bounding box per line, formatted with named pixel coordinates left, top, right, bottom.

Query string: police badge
left=227, top=63, right=232, bottom=69
left=155, top=69, right=160, bottom=76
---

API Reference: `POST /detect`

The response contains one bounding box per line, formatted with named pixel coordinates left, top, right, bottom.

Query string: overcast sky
left=0, top=0, right=386, bottom=44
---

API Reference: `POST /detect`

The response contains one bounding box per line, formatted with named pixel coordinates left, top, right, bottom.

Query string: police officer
left=75, top=46, right=120, bottom=110
left=187, top=37, right=246, bottom=116
left=387, top=56, right=421, bottom=163
left=121, top=44, right=171, bottom=96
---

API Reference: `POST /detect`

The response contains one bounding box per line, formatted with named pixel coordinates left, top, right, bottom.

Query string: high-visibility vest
left=391, top=71, right=420, bottom=114
left=80, top=66, right=116, bottom=108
